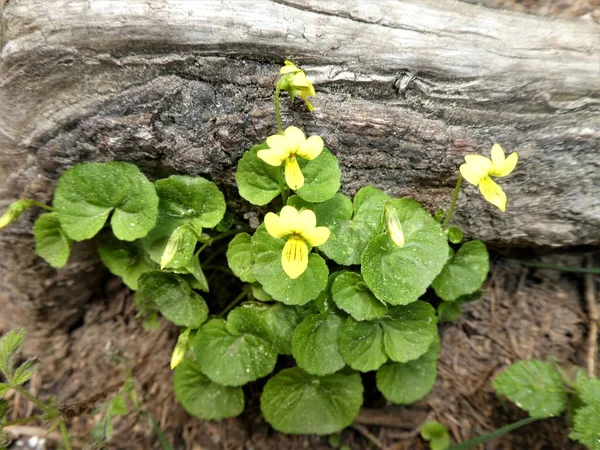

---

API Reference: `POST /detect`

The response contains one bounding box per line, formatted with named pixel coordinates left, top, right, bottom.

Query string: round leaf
left=376, top=337, right=440, bottom=404
left=226, top=301, right=312, bottom=355
left=432, top=240, right=489, bottom=301
left=292, top=314, right=345, bottom=375
left=331, top=272, right=387, bottom=321
left=339, top=318, right=387, bottom=372
left=138, top=271, right=208, bottom=328
left=54, top=162, right=159, bottom=241
left=295, top=149, right=341, bottom=203
left=33, top=213, right=72, bottom=268
left=261, top=367, right=363, bottom=435
left=98, top=233, right=157, bottom=289
left=380, top=302, right=437, bottom=363
left=251, top=225, right=328, bottom=305
left=492, top=360, right=568, bottom=418
left=195, top=319, right=277, bottom=386
left=173, top=359, right=244, bottom=420
left=570, top=404, right=600, bottom=449
left=226, top=233, right=256, bottom=283
left=362, top=198, right=448, bottom=305
left=236, top=144, right=281, bottom=205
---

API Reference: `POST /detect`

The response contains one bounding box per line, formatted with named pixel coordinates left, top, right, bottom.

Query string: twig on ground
left=585, top=255, right=598, bottom=377
left=352, top=423, right=387, bottom=450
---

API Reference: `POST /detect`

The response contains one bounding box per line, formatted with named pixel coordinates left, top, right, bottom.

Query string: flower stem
left=277, top=168, right=288, bottom=205
left=59, top=420, right=73, bottom=450
left=31, top=200, right=55, bottom=212
left=274, top=85, right=283, bottom=134
left=442, top=175, right=463, bottom=228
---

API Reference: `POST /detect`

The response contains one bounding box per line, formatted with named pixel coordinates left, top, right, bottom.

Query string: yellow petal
left=303, top=226, right=330, bottom=247
left=285, top=155, right=304, bottom=190
left=296, top=135, right=324, bottom=160
left=280, top=61, right=299, bottom=74
left=478, top=176, right=507, bottom=212
left=491, top=152, right=518, bottom=177
left=490, top=143, right=505, bottom=168
left=296, top=209, right=317, bottom=233
left=300, top=96, right=315, bottom=111
left=279, top=205, right=300, bottom=229
left=292, top=71, right=310, bottom=88
left=281, top=236, right=309, bottom=279
left=284, top=126, right=306, bottom=147
left=265, top=212, right=292, bottom=238
left=460, top=155, right=493, bottom=186
left=266, top=134, right=292, bottom=152
left=257, top=148, right=287, bottom=166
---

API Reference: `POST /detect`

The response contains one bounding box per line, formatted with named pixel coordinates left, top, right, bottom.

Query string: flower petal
left=284, top=156, right=304, bottom=190
left=300, top=96, right=315, bottom=112
left=281, top=236, right=309, bottom=279
left=303, top=226, right=330, bottom=247
left=266, top=134, right=291, bottom=152
left=292, top=72, right=310, bottom=88
left=491, top=152, right=518, bottom=177
left=257, top=148, right=287, bottom=166
left=296, top=209, right=317, bottom=233
left=284, top=126, right=306, bottom=147
left=478, top=176, right=507, bottom=212
left=490, top=143, right=505, bottom=168
left=460, top=155, right=493, bottom=186
left=280, top=61, right=300, bottom=74
left=297, top=135, right=324, bottom=160
left=279, top=205, right=299, bottom=229
left=265, top=212, right=291, bottom=238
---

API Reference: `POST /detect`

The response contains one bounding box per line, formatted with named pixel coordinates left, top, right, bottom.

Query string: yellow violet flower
left=459, top=144, right=518, bottom=212
left=257, top=126, right=324, bottom=190
left=264, top=206, right=330, bottom=279
left=278, top=61, right=316, bottom=111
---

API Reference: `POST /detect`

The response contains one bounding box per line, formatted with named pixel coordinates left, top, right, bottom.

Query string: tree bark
left=0, top=0, right=598, bottom=338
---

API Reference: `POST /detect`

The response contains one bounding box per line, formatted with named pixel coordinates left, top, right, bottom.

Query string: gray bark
left=0, top=0, right=599, bottom=336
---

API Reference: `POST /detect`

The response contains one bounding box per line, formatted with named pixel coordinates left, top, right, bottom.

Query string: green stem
left=520, top=262, right=600, bottom=274
left=1, top=415, right=46, bottom=427
left=447, top=417, right=538, bottom=450
left=15, top=386, right=48, bottom=411
left=274, top=85, right=283, bottom=134
left=30, top=200, right=55, bottom=212
left=277, top=168, right=288, bottom=205
left=59, top=420, right=73, bottom=450
left=442, top=175, right=463, bottom=228
left=194, top=229, right=244, bottom=257
left=218, top=288, right=250, bottom=318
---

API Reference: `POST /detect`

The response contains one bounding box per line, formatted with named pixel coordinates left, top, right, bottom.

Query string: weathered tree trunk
left=0, top=0, right=598, bottom=342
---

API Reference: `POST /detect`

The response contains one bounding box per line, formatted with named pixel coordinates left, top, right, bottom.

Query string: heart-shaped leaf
left=236, top=144, right=281, bottom=206
left=331, top=272, right=387, bottom=321
left=227, top=232, right=256, bottom=283
left=295, top=149, right=341, bottom=203
left=33, top=213, right=72, bottom=268
left=292, top=313, right=345, bottom=375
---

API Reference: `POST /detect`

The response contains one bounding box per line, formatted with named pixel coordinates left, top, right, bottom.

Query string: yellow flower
left=459, top=144, right=518, bottom=212
left=278, top=61, right=316, bottom=111
left=257, top=126, right=324, bottom=190
left=264, top=206, right=330, bottom=279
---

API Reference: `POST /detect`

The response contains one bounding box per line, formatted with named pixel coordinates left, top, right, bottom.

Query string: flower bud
left=384, top=203, right=405, bottom=248
left=170, top=328, right=191, bottom=370
left=161, top=226, right=185, bottom=269
left=0, top=199, right=35, bottom=230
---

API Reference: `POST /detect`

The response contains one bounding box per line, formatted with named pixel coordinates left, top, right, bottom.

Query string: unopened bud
left=161, top=226, right=185, bottom=269
left=384, top=203, right=405, bottom=248
left=170, top=328, right=192, bottom=370
left=0, top=199, right=35, bottom=230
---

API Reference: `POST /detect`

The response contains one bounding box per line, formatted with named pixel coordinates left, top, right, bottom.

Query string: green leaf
left=226, top=232, right=256, bottom=283
left=0, top=328, right=25, bottom=379
left=570, top=404, right=600, bottom=450
left=432, top=240, right=489, bottom=302
left=420, top=421, right=451, bottom=450
left=251, top=225, right=328, bottom=305
left=292, top=313, right=346, bottom=376
left=138, top=272, right=208, bottom=328
left=576, top=371, right=600, bottom=406
left=159, top=226, right=197, bottom=270
left=108, top=394, right=128, bottom=416
left=331, top=272, right=387, bottom=321
left=0, top=199, right=35, bottom=230
left=173, top=257, right=209, bottom=292
left=0, top=383, right=10, bottom=396
left=339, top=317, right=387, bottom=372
left=290, top=187, right=388, bottom=265
left=173, top=359, right=244, bottom=420
left=380, top=302, right=438, bottom=363
left=236, top=144, right=281, bottom=205
left=216, top=212, right=234, bottom=232
left=33, top=213, right=72, bottom=268
left=11, top=359, right=38, bottom=386
left=492, top=360, right=568, bottom=418
left=295, top=149, right=341, bottom=203
left=54, top=162, right=159, bottom=241
left=445, top=226, right=463, bottom=244
left=437, top=301, right=463, bottom=323
left=376, top=337, right=439, bottom=404
left=195, top=319, right=277, bottom=386
left=261, top=367, right=364, bottom=435
left=362, top=198, right=448, bottom=305
left=251, top=283, right=273, bottom=301
left=98, top=233, right=157, bottom=290
left=226, top=301, right=311, bottom=355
